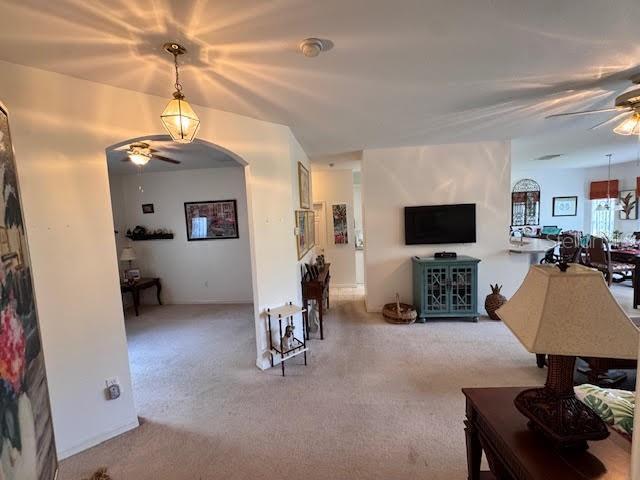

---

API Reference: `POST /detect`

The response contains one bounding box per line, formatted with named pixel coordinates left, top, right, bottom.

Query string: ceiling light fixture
left=613, top=112, right=640, bottom=136
left=127, top=143, right=152, bottom=166
left=160, top=43, right=200, bottom=143
left=299, top=38, right=334, bottom=57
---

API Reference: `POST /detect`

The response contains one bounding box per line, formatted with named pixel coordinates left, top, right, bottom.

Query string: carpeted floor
left=59, top=294, right=551, bottom=479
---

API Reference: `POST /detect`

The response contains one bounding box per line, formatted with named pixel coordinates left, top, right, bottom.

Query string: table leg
left=156, top=279, right=163, bottom=305
left=303, top=298, right=309, bottom=340
left=634, top=264, right=640, bottom=309
left=132, top=289, right=140, bottom=317
left=536, top=354, right=546, bottom=369
left=319, top=299, right=324, bottom=340
left=464, top=403, right=482, bottom=480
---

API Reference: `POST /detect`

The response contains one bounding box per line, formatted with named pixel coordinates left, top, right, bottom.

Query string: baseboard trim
left=58, top=419, right=140, bottom=460
left=331, top=283, right=360, bottom=289
left=150, top=300, right=254, bottom=305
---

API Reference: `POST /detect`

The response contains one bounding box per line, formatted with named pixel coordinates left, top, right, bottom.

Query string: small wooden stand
left=266, top=303, right=308, bottom=376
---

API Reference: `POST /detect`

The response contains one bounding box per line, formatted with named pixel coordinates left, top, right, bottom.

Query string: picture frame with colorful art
left=0, top=101, right=58, bottom=479
left=184, top=200, right=239, bottom=241
left=296, top=210, right=315, bottom=259
left=298, top=162, right=310, bottom=209
left=332, top=203, right=348, bottom=244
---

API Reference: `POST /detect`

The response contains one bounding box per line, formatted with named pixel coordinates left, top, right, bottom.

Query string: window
left=511, top=179, right=540, bottom=226
left=590, top=199, right=615, bottom=238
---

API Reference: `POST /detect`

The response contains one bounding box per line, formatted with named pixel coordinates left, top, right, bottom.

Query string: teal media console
left=412, top=255, right=481, bottom=322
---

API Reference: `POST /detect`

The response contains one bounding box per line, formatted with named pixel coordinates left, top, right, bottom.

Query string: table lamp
left=496, top=263, right=639, bottom=449
left=120, top=247, right=136, bottom=269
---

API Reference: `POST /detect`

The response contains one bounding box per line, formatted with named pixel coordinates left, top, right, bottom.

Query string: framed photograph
left=125, top=268, right=141, bottom=281
left=332, top=203, right=349, bottom=244
left=184, top=200, right=239, bottom=241
left=0, top=102, right=58, bottom=478
left=552, top=196, right=577, bottom=217
left=142, top=203, right=154, bottom=214
left=298, top=162, right=310, bottom=209
left=295, top=210, right=315, bottom=259
left=619, top=190, right=638, bottom=220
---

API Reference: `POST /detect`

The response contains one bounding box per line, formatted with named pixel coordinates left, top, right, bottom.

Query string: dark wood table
left=463, top=386, right=630, bottom=480
left=301, top=264, right=330, bottom=339
left=610, top=248, right=640, bottom=308
left=120, top=277, right=162, bottom=316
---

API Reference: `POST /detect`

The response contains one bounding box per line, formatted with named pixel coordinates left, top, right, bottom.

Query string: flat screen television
left=404, top=203, right=476, bottom=245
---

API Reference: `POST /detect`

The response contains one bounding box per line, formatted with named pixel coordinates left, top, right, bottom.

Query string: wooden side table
left=462, top=386, right=630, bottom=480
left=120, top=277, right=162, bottom=316
left=301, top=263, right=330, bottom=339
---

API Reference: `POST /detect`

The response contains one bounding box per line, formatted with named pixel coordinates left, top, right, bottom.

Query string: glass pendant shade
left=129, top=152, right=151, bottom=166
left=160, top=93, right=200, bottom=143
left=613, top=112, right=640, bottom=136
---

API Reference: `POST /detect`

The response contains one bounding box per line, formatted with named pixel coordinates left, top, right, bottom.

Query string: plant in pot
left=485, top=284, right=506, bottom=320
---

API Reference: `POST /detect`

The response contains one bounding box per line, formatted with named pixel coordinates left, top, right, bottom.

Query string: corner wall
left=362, top=141, right=529, bottom=312
left=0, top=60, right=307, bottom=457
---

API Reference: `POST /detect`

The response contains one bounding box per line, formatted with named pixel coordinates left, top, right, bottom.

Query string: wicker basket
left=383, top=294, right=417, bottom=324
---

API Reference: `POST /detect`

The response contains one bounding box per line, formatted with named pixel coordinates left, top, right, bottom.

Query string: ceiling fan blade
left=153, top=155, right=181, bottom=164
left=546, top=107, right=622, bottom=119
left=589, top=111, right=633, bottom=130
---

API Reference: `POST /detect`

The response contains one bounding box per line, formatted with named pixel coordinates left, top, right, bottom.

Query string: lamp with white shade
left=496, top=263, right=639, bottom=449
left=120, top=247, right=136, bottom=268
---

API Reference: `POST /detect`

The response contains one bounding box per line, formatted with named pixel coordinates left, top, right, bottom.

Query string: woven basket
left=383, top=294, right=417, bottom=324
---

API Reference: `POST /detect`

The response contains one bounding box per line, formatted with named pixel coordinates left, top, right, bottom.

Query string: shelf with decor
left=126, top=233, right=174, bottom=241
left=266, top=303, right=308, bottom=376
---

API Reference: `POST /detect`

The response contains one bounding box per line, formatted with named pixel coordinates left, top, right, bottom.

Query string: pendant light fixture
left=160, top=43, right=200, bottom=143
left=613, top=112, right=640, bottom=136
left=596, top=153, right=616, bottom=212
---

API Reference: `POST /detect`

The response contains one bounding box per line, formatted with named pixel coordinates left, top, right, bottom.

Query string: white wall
left=0, top=60, right=307, bottom=457
left=362, top=141, right=529, bottom=312
left=111, top=167, right=253, bottom=304
left=311, top=169, right=357, bottom=286
left=510, top=166, right=586, bottom=232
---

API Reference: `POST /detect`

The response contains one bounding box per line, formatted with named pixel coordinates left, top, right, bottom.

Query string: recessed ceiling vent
left=536, top=154, right=564, bottom=161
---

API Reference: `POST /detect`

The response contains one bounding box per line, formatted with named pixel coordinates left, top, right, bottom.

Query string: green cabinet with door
left=412, top=255, right=481, bottom=322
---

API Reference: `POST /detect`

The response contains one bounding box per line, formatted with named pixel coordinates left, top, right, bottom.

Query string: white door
left=313, top=202, right=326, bottom=253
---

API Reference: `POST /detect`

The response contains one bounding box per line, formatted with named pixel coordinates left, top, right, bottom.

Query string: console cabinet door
left=448, top=264, right=476, bottom=314
left=424, top=265, right=449, bottom=314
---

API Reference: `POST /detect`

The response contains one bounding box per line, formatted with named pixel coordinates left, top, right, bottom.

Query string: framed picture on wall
left=618, top=190, right=638, bottom=220
left=142, top=203, right=154, bottom=214
left=295, top=210, right=315, bottom=259
left=332, top=203, right=349, bottom=244
left=552, top=196, right=577, bottom=217
left=184, top=200, right=239, bottom=241
left=298, top=162, right=310, bottom=209
left=0, top=101, right=58, bottom=478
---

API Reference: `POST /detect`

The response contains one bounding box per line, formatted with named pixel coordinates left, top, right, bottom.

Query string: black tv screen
left=404, top=204, right=476, bottom=245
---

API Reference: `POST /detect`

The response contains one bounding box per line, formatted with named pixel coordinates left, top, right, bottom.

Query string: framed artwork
left=552, top=196, right=577, bottom=217
left=332, top=204, right=348, bottom=244
left=298, top=162, right=310, bottom=209
left=184, top=200, right=239, bottom=241
left=295, top=210, right=315, bottom=259
left=619, top=190, right=638, bottom=220
left=125, top=268, right=141, bottom=281
left=142, top=203, right=154, bottom=214
left=0, top=102, right=58, bottom=478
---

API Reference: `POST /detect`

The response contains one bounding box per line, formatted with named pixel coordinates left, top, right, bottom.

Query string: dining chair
left=584, top=235, right=634, bottom=285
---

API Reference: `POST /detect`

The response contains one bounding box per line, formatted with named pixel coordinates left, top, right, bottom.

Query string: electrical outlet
left=105, top=377, right=121, bottom=401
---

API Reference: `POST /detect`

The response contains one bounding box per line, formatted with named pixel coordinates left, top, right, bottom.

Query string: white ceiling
left=106, top=136, right=239, bottom=175
left=1, top=0, right=640, bottom=165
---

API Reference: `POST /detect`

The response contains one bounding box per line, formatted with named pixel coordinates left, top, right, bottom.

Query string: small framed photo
left=552, top=196, right=577, bottom=217
left=142, top=203, right=154, bottom=214
left=125, top=268, right=141, bottom=281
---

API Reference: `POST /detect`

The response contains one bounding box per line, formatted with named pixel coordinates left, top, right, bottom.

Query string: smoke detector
left=299, top=38, right=334, bottom=57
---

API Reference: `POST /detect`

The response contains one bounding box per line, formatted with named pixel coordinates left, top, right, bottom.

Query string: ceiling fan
left=546, top=75, right=640, bottom=135
left=122, top=142, right=181, bottom=166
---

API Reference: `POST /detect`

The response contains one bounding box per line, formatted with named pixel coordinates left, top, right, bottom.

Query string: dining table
left=609, top=246, right=640, bottom=309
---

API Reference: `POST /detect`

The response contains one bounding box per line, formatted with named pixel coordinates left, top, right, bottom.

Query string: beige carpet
left=59, top=295, right=546, bottom=480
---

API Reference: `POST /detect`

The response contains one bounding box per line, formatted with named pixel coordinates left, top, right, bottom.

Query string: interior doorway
left=313, top=201, right=327, bottom=253
left=104, top=134, right=256, bottom=417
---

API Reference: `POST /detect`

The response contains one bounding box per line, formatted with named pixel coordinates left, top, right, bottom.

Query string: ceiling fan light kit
left=160, top=42, right=200, bottom=143
left=613, top=112, right=640, bottom=136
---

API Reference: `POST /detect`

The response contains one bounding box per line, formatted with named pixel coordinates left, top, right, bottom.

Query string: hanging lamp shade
left=160, top=92, right=200, bottom=143
left=613, top=112, right=640, bottom=136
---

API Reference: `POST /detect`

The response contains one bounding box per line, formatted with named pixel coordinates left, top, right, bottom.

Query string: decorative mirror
left=512, top=179, right=540, bottom=226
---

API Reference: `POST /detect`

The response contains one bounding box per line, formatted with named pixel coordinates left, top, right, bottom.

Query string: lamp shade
left=120, top=247, right=136, bottom=262
left=496, top=264, right=639, bottom=359
left=160, top=94, right=200, bottom=143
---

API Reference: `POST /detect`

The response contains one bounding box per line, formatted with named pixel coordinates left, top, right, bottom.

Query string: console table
left=463, top=386, right=630, bottom=479
left=120, top=277, right=162, bottom=316
left=412, top=256, right=480, bottom=322
left=301, top=263, right=330, bottom=339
